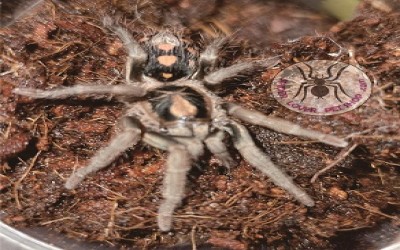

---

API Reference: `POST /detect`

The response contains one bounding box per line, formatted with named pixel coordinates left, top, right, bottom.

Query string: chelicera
left=13, top=17, right=348, bottom=231
left=293, top=62, right=352, bottom=102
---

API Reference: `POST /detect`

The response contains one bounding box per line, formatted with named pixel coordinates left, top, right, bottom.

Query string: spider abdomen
left=147, top=86, right=210, bottom=122
left=311, top=85, right=329, bottom=98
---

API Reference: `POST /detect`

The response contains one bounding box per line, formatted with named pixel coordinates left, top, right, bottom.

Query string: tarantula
left=13, top=19, right=348, bottom=231
left=293, top=62, right=352, bottom=103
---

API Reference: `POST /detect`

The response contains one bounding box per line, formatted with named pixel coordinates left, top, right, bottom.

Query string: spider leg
left=103, top=17, right=148, bottom=83
left=326, top=85, right=343, bottom=102
left=175, top=137, right=204, bottom=160
left=332, top=85, right=343, bottom=103
left=295, top=66, right=308, bottom=81
left=192, top=37, right=226, bottom=80
left=203, top=57, right=279, bottom=85
left=292, top=82, right=307, bottom=99
left=325, top=63, right=338, bottom=79
left=204, top=130, right=236, bottom=168
left=142, top=133, right=192, bottom=231
left=300, top=85, right=311, bottom=102
left=13, top=84, right=146, bottom=99
left=329, top=65, right=348, bottom=81
left=65, top=117, right=142, bottom=189
left=225, top=103, right=348, bottom=147
left=330, top=82, right=352, bottom=98
left=303, top=63, right=314, bottom=79
left=228, top=121, right=315, bottom=206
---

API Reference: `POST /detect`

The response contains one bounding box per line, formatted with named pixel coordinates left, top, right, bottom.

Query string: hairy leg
left=204, top=130, right=235, bottom=168
left=225, top=103, right=348, bottom=147
left=13, top=84, right=146, bottom=99
left=192, top=37, right=226, bottom=80
left=229, top=121, right=315, bottom=207
left=103, top=17, right=148, bottom=83
left=175, top=137, right=204, bottom=160
left=204, top=57, right=279, bottom=85
left=143, top=133, right=192, bottom=231
left=65, top=117, right=142, bottom=189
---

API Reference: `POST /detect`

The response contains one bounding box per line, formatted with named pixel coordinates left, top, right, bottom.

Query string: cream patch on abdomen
left=170, top=95, right=198, bottom=118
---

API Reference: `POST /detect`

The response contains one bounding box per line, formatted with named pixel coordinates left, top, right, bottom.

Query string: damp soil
left=0, top=0, right=399, bottom=249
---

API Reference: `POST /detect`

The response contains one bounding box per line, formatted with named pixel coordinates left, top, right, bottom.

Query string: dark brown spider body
left=311, top=85, right=330, bottom=98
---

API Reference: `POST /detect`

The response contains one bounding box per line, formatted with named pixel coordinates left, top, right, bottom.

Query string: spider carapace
left=143, top=31, right=198, bottom=82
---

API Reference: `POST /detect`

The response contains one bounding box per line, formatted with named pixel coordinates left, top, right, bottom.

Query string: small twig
left=375, top=159, right=400, bottom=167
left=352, top=204, right=399, bottom=221
left=58, top=38, right=105, bottom=65
left=31, top=41, right=86, bottom=61
left=37, top=115, right=49, bottom=150
left=13, top=151, right=41, bottom=209
left=191, top=225, right=197, bottom=250
left=224, top=186, right=253, bottom=207
left=85, top=21, right=108, bottom=33
left=40, top=216, right=76, bottom=225
left=348, top=190, right=371, bottom=201
left=245, top=203, right=282, bottom=223
left=175, top=214, right=216, bottom=219
left=52, top=169, right=65, bottom=181
left=104, top=200, right=119, bottom=238
left=259, top=207, right=300, bottom=227
left=345, top=124, right=400, bottom=140
left=66, top=199, right=81, bottom=212
left=372, top=163, right=385, bottom=185
left=372, top=82, right=394, bottom=95
left=337, top=225, right=370, bottom=231
left=115, top=206, right=157, bottom=216
left=27, top=113, right=43, bottom=127
left=351, top=135, right=400, bottom=140
left=95, top=184, right=127, bottom=200
left=52, top=142, right=68, bottom=151
left=274, top=140, right=319, bottom=145
left=382, top=97, right=400, bottom=101
left=311, top=143, right=358, bottom=183
left=114, top=218, right=154, bottom=230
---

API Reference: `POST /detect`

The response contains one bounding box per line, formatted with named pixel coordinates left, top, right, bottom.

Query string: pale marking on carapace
left=157, top=55, right=178, bottom=67
left=162, top=73, right=173, bottom=79
left=158, top=43, right=175, bottom=51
